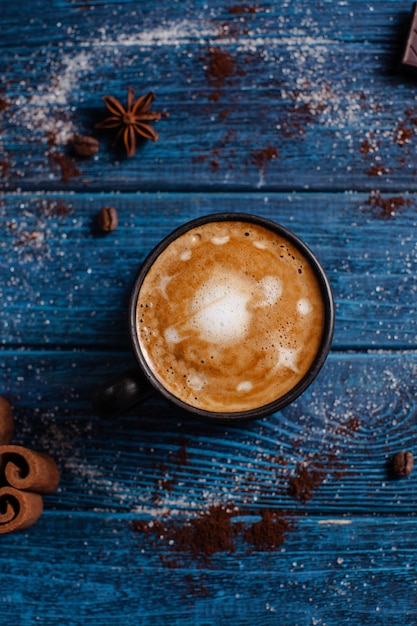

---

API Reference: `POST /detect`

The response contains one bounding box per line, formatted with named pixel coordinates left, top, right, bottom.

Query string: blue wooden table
left=2, top=1, right=417, bottom=623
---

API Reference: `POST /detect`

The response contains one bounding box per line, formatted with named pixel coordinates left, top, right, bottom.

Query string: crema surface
left=136, top=221, right=325, bottom=413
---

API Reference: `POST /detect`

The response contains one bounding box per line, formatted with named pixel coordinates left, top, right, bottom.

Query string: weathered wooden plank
left=1, top=0, right=412, bottom=45
left=2, top=1, right=417, bottom=192
left=2, top=349, right=417, bottom=514
left=2, top=0, right=417, bottom=622
left=1, top=191, right=417, bottom=350
left=0, top=511, right=416, bottom=625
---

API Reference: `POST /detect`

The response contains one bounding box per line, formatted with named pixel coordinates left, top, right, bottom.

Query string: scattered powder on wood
left=174, top=437, right=189, bottom=467
left=405, top=108, right=417, bottom=126
left=366, top=163, right=389, bottom=178
left=206, top=48, right=237, bottom=89
left=39, top=199, right=73, bottom=218
left=395, top=122, right=414, bottom=146
left=335, top=416, right=362, bottom=436
left=0, top=98, right=9, bottom=113
left=228, top=4, right=257, bottom=14
left=279, top=103, right=317, bottom=139
left=288, top=463, right=326, bottom=503
left=243, top=509, right=290, bottom=551
left=132, top=505, right=239, bottom=558
left=182, top=575, right=209, bottom=598
left=360, top=137, right=379, bottom=155
left=152, top=438, right=190, bottom=502
left=204, top=47, right=247, bottom=102
left=251, top=146, right=279, bottom=169
left=0, top=161, right=9, bottom=178
left=132, top=504, right=290, bottom=559
left=173, top=505, right=240, bottom=557
left=49, top=152, right=81, bottom=183
left=363, top=191, right=411, bottom=220
left=347, top=417, right=361, bottom=432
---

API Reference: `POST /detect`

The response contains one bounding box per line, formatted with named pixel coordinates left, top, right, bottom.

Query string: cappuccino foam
left=136, top=220, right=325, bottom=413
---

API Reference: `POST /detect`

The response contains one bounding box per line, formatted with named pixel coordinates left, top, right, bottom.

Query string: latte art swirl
left=136, top=221, right=325, bottom=413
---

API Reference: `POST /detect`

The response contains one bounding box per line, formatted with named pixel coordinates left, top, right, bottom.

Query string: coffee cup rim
left=128, top=212, right=335, bottom=421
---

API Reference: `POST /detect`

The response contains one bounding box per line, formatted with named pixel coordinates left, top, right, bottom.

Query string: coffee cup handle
left=92, top=368, right=155, bottom=418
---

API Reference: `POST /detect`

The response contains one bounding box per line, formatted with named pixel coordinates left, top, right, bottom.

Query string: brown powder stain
left=243, top=509, right=290, bottom=551
left=360, top=137, right=379, bottom=155
left=363, top=191, right=411, bottom=220
left=132, top=504, right=290, bottom=560
left=280, top=100, right=325, bottom=139
left=395, top=122, right=414, bottom=146
left=173, top=505, right=240, bottom=557
left=203, top=47, right=247, bottom=102
left=132, top=505, right=241, bottom=558
left=365, top=163, right=389, bottom=178
left=0, top=161, right=9, bottom=178
left=288, top=463, right=326, bottom=503
left=228, top=4, right=257, bottom=14
left=49, top=152, right=81, bottom=183
left=251, top=146, right=279, bottom=169
left=206, top=48, right=237, bottom=88
left=0, top=98, right=10, bottom=113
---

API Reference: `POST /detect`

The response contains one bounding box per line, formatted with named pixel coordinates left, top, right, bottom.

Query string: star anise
left=95, top=88, right=166, bottom=157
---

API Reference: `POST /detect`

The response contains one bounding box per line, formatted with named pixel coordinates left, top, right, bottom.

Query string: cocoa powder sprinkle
left=206, top=48, right=236, bottom=88
left=0, top=98, right=10, bottom=113
left=252, top=146, right=279, bottom=168
left=363, top=191, right=410, bottom=220
left=228, top=4, right=257, bottom=14
left=288, top=463, right=326, bottom=503
left=49, top=152, right=81, bottom=183
left=132, top=505, right=290, bottom=560
left=244, top=509, right=290, bottom=551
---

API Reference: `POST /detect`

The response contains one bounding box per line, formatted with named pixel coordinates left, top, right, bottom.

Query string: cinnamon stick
left=0, top=398, right=60, bottom=534
left=0, top=396, right=14, bottom=445
left=0, top=445, right=60, bottom=494
left=0, top=486, right=44, bottom=534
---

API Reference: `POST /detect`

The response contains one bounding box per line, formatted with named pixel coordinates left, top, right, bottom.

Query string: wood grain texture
left=2, top=0, right=417, bottom=622
left=1, top=349, right=416, bottom=514
left=2, top=191, right=417, bottom=350
left=1, top=1, right=417, bottom=192
left=1, top=511, right=417, bottom=626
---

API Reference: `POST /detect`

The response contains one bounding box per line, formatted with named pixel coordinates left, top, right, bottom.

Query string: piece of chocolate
left=402, top=3, right=417, bottom=68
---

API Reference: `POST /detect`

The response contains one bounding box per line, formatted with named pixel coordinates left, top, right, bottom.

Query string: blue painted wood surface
left=2, top=0, right=417, bottom=624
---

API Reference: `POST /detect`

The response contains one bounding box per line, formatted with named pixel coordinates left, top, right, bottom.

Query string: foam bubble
left=211, top=236, right=230, bottom=245
left=297, top=298, right=312, bottom=315
left=276, top=347, right=300, bottom=373
left=189, top=271, right=252, bottom=343
left=253, top=240, right=267, bottom=250
left=256, top=276, right=283, bottom=307
left=237, top=381, right=253, bottom=392
left=180, top=250, right=192, bottom=261
left=164, top=327, right=181, bottom=344
left=158, top=276, right=173, bottom=299
left=187, top=374, right=205, bottom=391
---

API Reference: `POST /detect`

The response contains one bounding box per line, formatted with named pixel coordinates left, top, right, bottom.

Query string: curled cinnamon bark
left=0, top=445, right=60, bottom=494
left=0, top=396, right=14, bottom=445
left=0, top=486, right=44, bottom=534
left=0, top=399, right=60, bottom=534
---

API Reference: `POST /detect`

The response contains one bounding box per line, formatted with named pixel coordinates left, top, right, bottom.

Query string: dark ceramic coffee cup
left=93, top=213, right=334, bottom=421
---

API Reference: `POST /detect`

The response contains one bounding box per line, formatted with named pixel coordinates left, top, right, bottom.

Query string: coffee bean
left=96, top=207, right=118, bottom=233
left=392, top=450, right=414, bottom=477
left=73, top=135, right=99, bottom=158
